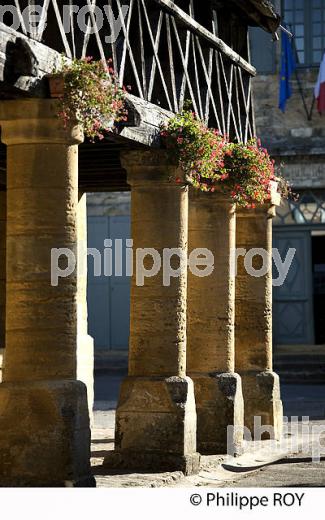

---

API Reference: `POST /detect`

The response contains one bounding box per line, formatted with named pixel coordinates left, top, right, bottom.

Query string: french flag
left=315, top=53, right=325, bottom=114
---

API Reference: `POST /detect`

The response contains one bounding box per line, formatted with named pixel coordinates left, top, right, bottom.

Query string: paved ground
left=91, top=372, right=325, bottom=488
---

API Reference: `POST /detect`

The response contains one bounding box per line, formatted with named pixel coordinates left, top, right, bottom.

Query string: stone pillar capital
left=0, top=99, right=83, bottom=146
left=237, top=203, right=277, bottom=219
left=189, top=187, right=236, bottom=210
left=120, top=149, right=185, bottom=186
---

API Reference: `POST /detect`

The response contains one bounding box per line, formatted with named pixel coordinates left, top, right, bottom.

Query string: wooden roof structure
left=0, top=0, right=281, bottom=192
left=230, top=0, right=280, bottom=34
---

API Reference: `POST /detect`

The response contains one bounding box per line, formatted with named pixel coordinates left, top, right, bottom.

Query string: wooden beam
left=118, top=93, right=173, bottom=147
left=0, top=23, right=62, bottom=97
left=0, top=24, right=171, bottom=146
left=152, top=0, right=256, bottom=76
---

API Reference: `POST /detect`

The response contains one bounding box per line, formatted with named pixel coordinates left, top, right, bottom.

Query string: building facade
left=251, top=0, right=325, bottom=353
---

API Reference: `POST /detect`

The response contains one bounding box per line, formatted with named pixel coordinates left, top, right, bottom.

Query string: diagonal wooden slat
left=215, top=51, right=226, bottom=136
left=147, top=9, right=163, bottom=102
left=238, top=67, right=253, bottom=142
left=116, top=0, right=144, bottom=98
left=86, top=0, right=107, bottom=63
left=108, top=0, right=118, bottom=69
left=141, top=0, right=172, bottom=110
left=191, top=33, right=203, bottom=120
left=166, top=13, right=178, bottom=113
left=219, top=53, right=240, bottom=141
left=81, top=0, right=95, bottom=58
left=171, top=17, right=198, bottom=114
left=118, top=0, right=132, bottom=85
left=69, top=0, right=76, bottom=58
left=212, top=8, right=218, bottom=37
left=211, top=12, right=226, bottom=133
left=178, top=22, right=191, bottom=112
left=36, top=0, right=50, bottom=42
left=189, top=0, right=202, bottom=119
left=137, top=0, right=147, bottom=99
left=195, top=36, right=221, bottom=132
left=14, top=0, right=27, bottom=36
left=234, top=66, right=244, bottom=143
left=52, top=0, right=73, bottom=58
left=204, top=48, right=214, bottom=125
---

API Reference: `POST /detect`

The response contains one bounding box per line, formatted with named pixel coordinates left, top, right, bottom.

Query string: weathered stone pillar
left=0, top=189, right=5, bottom=382
left=77, top=192, right=94, bottom=423
left=187, top=190, right=244, bottom=455
left=0, top=99, right=93, bottom=486
left=105, top=150, right=200, bottom=475
left=236, top=202, right=283, bottom=440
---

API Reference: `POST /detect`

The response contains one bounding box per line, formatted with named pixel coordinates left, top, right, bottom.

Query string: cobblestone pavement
left=91, top=381, right=325, bottom=488
left=91, top=409, right=325, bottom=488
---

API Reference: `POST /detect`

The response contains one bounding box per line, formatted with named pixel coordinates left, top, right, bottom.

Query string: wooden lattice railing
left=2, top=0, right=256, bottom=141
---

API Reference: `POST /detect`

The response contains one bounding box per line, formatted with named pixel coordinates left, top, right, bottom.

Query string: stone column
left=77, top=192, right=94, bottom=423
left=187, top=190, right=244, bottom=455
left=236, top=201, right=283, bottom=440
left=0, top=189, right=5, bottom=382
left=105, top=150, right=200, bottom=475
left=0, top=99, right=93, bottom=486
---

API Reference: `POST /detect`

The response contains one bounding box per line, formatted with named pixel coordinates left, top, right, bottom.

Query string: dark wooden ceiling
left=0, top=135, right=147, bottom=192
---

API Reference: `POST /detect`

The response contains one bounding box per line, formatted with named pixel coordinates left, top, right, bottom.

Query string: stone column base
left=104, top=376, right=200, bottom=475
left=77, top=334, right=94, bottom=426
left=241, top=371, right=283, bottom=440
left=191, top=372, right=244, bottom=455
left=0, top=380, right=94, bottom=487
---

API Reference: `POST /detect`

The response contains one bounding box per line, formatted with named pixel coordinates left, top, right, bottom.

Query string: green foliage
left=54, top=57, right=127, bottom=141
left=161, top=110, right=227, bottom=190
left=161, top=110, right=291, bottom=207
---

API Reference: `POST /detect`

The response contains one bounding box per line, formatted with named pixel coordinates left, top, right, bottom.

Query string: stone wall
left=254, top=69, right=325, bottom=189
left=87, top=192, right=131, bottom=217
left=252, top=0, right=325, bottom=190
left=254, top=69, right=325, bottom=159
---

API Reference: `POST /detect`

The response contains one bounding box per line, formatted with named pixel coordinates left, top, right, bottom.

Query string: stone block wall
left=252, top=11, right=325, bottom=190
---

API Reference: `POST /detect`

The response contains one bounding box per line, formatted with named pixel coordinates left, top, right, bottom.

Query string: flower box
left=48, top=58, right=127, bottom=141
left=46, top=73, right=65, bottom=98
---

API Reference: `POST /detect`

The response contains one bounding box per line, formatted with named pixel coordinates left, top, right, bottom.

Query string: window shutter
left=249, top=27, right=276, bottom=74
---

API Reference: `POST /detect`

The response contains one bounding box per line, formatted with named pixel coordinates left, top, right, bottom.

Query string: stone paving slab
left=91, top=410, right=325, bottom=488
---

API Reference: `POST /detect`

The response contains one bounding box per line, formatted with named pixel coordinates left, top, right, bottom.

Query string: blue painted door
left=87, top=216, right=131, bottom=351
left=273, top=229, right=314, bottom=345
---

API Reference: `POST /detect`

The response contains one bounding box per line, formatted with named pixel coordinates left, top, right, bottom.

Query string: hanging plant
left=160, top=109, right=227, bottom=190
left=48, top=57, right=128, bottom=141
left=160, top=110, right=292, bottom=207
left=222, top=139, right=280, bottom=207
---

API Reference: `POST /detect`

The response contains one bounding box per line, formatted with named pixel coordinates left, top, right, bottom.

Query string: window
left=274, top=190, right=325, bottom=225
left=283, top=0, right=325, bottom=66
